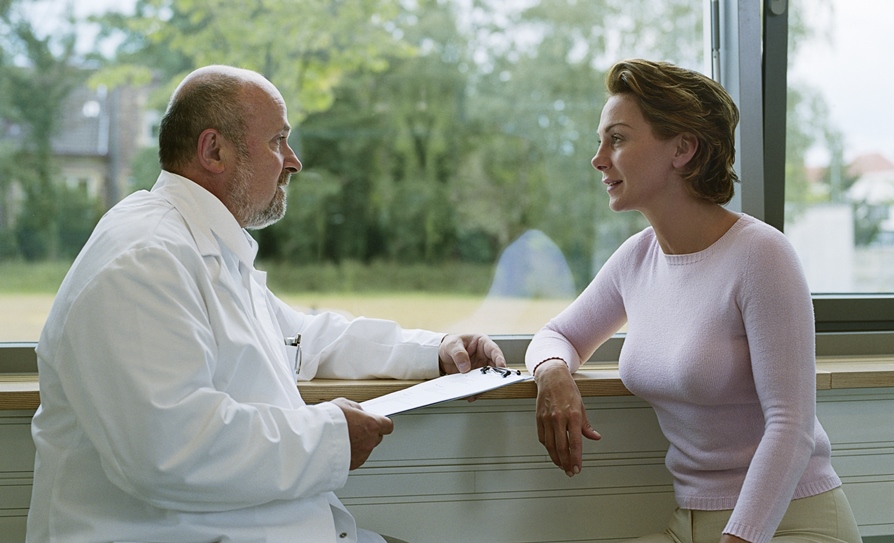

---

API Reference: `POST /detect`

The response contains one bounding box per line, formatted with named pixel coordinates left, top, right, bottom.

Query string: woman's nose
left=591, top=151, right=608, bottom=171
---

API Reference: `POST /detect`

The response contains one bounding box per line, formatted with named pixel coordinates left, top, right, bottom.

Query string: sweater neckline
left=661, top=214, right=750, bottom=265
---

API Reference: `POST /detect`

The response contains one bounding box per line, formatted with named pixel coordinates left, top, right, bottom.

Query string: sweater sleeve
left=525, top=234, right=633, bottom=374
left=723, top=229, right=818, bottom=543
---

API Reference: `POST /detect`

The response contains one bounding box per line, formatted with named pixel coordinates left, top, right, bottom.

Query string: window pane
left=786, top=0, right=894, bottom=294
left=0, top=0, right=705, bottom=341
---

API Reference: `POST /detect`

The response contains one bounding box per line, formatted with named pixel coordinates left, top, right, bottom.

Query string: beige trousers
left=629, top=487, right=862, bottom=543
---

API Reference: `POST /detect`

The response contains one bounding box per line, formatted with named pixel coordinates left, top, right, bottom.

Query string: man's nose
left=285, top=147, right=302, bottom=173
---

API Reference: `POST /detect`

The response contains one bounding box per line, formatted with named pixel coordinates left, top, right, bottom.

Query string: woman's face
left=592, top=94, right=682, bottom=214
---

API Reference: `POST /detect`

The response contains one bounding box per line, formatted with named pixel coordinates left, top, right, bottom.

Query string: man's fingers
left=379, top=416, right=394, bottom=435
left=333, top=398, right=394, bottom=470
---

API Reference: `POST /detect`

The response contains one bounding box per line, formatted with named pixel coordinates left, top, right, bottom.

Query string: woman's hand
left=534, top=359, right=601, bottom=476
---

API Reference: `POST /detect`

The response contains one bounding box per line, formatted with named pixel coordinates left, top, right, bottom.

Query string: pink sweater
left=526, top=214, right=841, bottom=543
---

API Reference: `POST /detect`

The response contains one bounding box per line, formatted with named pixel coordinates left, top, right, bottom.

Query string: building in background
left=50, top=83, right=154, bottom=208
left=1, top=80, right=155, bottom=232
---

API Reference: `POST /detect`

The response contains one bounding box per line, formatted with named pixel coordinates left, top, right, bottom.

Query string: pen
left=285, top=334, right=302, bottom=378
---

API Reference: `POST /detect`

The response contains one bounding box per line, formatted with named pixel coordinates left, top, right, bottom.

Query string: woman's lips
left=603, top=178, right=622, bottom=190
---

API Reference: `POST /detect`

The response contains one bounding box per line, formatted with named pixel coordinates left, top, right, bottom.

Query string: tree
left=92, top=0, right=413, bottom=127
left=264, top=0, right=709, bottom=280
left=261, top=0, right=472, bottom=264
left=458, top=0, right=701, bottom=285
left=0, top=1, right=85, bottom=260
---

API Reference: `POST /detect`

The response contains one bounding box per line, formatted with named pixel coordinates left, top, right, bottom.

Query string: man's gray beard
left=244, top=184, right=287, bottom=230
left=229, top=163, right=289, bottom=230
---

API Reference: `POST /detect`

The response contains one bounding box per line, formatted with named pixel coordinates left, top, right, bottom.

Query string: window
left=762, top=0, right=894, bottom=332
left=1, top=0, right=891, bottom=346
left=0, top=0, right=707, bottom=342
left=785, top=0, right=894, bottom=295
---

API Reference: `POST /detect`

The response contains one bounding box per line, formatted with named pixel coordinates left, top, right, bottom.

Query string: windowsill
left=3, top=355, right=893, bottom=411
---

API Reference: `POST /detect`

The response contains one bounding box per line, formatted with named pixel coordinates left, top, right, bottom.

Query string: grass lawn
left=0, top=260, right=574, bottom=341
left=0, top=291, right=572, bottom=343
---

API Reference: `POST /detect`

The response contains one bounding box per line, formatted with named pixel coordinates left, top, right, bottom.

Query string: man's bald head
left=157, top=65, right=276, bottom=173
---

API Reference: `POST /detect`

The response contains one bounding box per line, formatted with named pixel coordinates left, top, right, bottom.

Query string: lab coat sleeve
left=50, top=246, right=351, bottom=513
left=270, top=295, right=443, bottom=381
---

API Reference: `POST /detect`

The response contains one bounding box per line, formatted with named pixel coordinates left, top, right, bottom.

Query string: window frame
left=756, top=0, right=894, bottom=335
left=1, top=0, right=892, bottom=371
left=500, top=0, right=894, bottom=361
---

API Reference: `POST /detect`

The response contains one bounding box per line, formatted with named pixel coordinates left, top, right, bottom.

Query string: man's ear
left=672, top=133, right=698, bottom=170
left=196, top=128, right=226, bottom=174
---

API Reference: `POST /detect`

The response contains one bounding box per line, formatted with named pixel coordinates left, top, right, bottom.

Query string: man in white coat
left=27, top=65, right=505, bottom=543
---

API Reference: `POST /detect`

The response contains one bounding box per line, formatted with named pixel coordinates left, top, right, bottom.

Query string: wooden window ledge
left=2, top=356, right=893, bottom=411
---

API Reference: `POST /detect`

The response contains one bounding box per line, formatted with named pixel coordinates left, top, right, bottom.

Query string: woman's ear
left=196, top=128, right=226, bottom=174
left=672, top=133, right=698, bottom=170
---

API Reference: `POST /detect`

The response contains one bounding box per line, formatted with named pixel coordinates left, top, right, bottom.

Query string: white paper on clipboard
left=360, top=367, right=532, bottom=417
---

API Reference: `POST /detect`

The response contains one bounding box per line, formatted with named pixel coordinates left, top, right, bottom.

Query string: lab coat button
left=339, top=533, right=348, bottom=539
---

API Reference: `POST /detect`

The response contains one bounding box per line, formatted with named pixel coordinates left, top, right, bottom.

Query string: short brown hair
left=605, top=59, right=739, bottom=204
left=158, top=71, right=248, bottom=172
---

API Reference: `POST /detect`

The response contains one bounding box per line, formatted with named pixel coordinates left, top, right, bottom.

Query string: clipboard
left=360, top=366, right=532, bottom=417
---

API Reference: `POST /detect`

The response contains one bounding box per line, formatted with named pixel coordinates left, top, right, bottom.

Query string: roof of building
left=0, top=84, right=110, bottom=157
left=847, top=152, right=894, bottom=176
left=50, top=85, right=109, bottom=157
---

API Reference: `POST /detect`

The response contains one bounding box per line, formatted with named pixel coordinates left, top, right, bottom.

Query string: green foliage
left=0, top=257, right=494, bottom=296
left=4, top=0, right=850, bottom=295
left=259, top=168, right=344, bottom=262
left=853, top=202, right=887, bottom=247
left=0, top=260, right=72, bottom=293
left=258, top=0, right=692, bottom=289
left=91, top=0, right=413, bottom=125
left=15, top=181, right=102, bottom=261
left=785, top=0, right=842, bottom=208
left=0, top=2, right=86, bottom=260
left=261, top=260, right=494, bottom=295
left=129, top=146, right=163, bottom=191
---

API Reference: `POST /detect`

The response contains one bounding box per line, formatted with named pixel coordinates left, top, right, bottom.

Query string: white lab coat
left=27, top=171, right=442, bottom=542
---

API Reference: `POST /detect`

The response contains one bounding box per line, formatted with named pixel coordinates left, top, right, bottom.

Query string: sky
left=23, top=0, right=135, bottom=56
left=790, top=0, right=894, bottom=167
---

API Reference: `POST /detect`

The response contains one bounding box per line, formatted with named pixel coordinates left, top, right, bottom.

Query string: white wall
left=2, top=390, right=893, bottom=543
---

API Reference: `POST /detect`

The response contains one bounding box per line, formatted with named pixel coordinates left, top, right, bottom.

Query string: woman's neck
left=645, top=200, right=740, bottom=255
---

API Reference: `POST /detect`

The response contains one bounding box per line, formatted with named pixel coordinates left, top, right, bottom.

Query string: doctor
left=27, top=65, right=505, bottom=543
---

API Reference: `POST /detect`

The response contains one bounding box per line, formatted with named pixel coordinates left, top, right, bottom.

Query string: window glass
left=786, top=0, right=894, bottom=294
left=0, top=0, right=705, bottom=341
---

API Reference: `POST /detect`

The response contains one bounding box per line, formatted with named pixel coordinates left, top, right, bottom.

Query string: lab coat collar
left=151, top=171, right=259, bottom=267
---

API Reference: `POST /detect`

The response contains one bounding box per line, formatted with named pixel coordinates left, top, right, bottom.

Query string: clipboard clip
left=480, top=365, right=521, bottom=378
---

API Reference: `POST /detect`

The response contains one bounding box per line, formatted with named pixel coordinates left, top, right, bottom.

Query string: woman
left=525, top=59, right=861, bottom=543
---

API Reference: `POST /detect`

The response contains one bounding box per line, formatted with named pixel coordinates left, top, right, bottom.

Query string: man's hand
left=438, top=334, right=506, bottom=375
left=331, top=398, right=394, bottom=470
left=534, top=359, right=601, bottom=477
